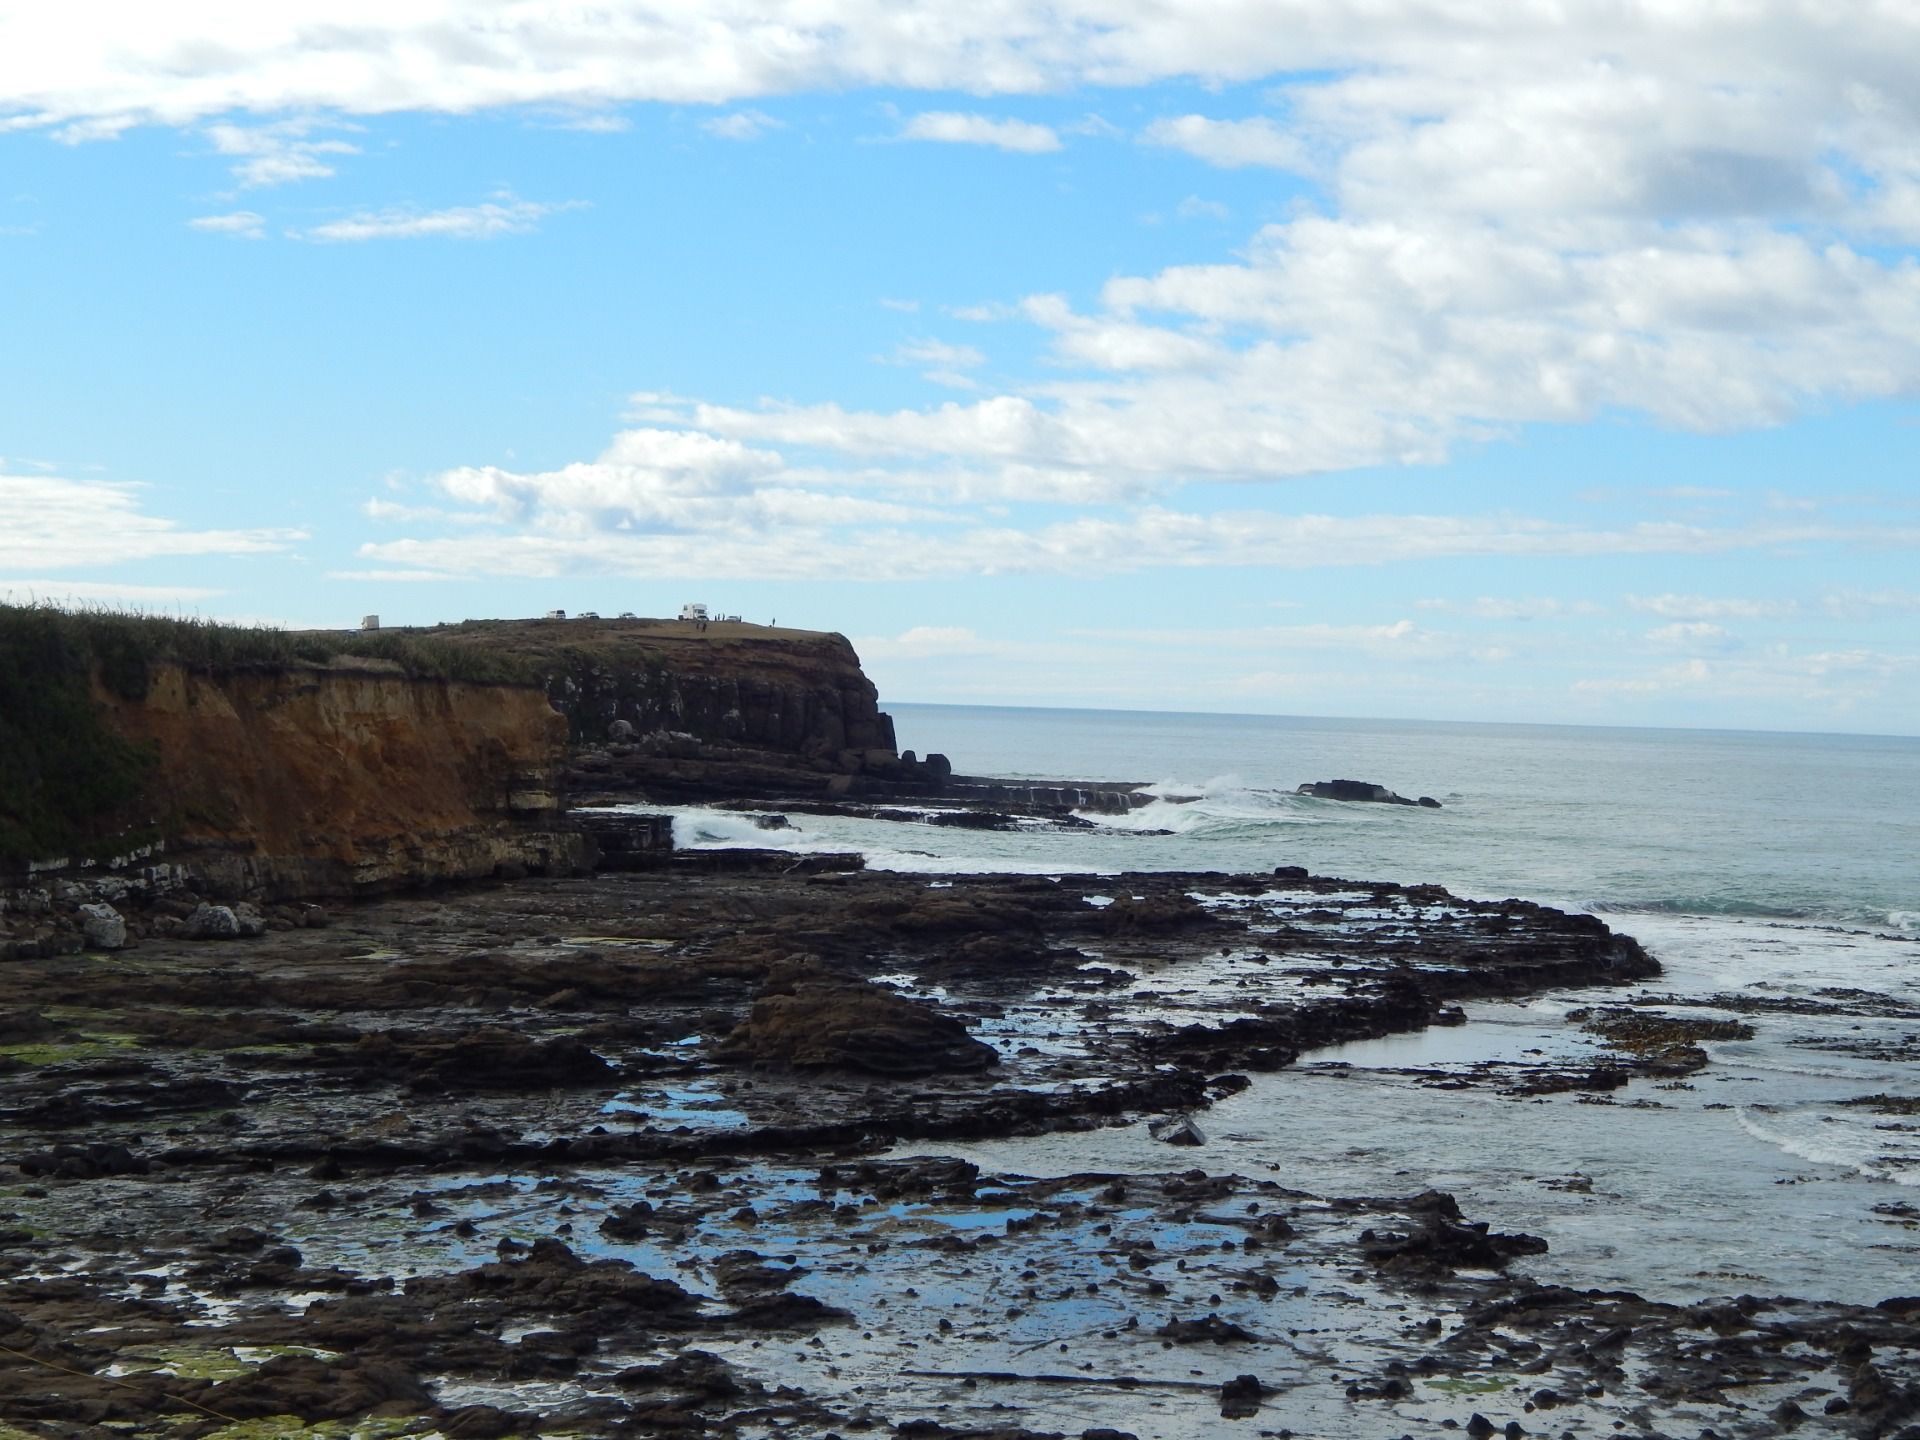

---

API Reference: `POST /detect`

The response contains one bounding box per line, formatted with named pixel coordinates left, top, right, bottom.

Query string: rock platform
left=2, top=863, right=1915, bottom=1437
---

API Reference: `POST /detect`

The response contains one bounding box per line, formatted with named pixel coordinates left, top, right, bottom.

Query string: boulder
left=186, top=903, right=243, bottom=940
left=1149, top=1115, right=1206, bottom=1147
left=77, top=903, right=127, bottom=951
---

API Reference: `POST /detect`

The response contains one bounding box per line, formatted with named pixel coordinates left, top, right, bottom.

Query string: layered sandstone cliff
left=0, top=656, right=583, bottom=914
left=91, top=662, right=583, bottom=898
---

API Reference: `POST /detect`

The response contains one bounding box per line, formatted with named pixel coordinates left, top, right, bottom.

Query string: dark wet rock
left=442, top=1405, right=541, bottom=1438
left=925, top=809, right=1023, bottom=830
left=1102, top=893, right=1216, bottom=933
left=187, top=1352, right=433, bottom=1422
left=717, top=971, right=997, bottom=1077
left=615, top=1347, right=750, bottom=1396
left=1148, top=1114, right=1206, bottom=1146
left=712, top=1249, right=808, bottom=1293
left=1219, top=1373, right=1265, bottom=1418
left=1157, top=1313, right=1259, bottom=1343
left=1296, top=779, right=1438, bottom=808
left=404, top=1238, right=702, bottom=1323
left=17, top=1141, right=150, bottom=1179
left=314, top=1026, right=615, bottom=1091
left=1351, top=1190, right=1548, bottom=1275
left=726, top=1291, right=850, bottom=1328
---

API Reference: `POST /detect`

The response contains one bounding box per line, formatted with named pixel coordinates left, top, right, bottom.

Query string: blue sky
left=3, top=4, right=1918, bottom=733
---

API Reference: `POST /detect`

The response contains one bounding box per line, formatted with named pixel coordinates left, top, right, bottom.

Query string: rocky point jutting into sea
left=2, top=607, right=1917, bottom=1439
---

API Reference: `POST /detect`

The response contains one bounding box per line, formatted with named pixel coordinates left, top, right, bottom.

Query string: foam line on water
left=665, top=806, right=1114, bottom=876
left=1734, top=1107, right=1920, bottom=1186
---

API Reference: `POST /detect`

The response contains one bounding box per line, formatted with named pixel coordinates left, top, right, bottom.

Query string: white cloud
left=0, top=473, right=301, bottom=569
left=855, top=625, right=993, bottom=658
left=325, top=568, right=474, bottom=583
left=1645, top=620, right=1736, bottom=650
left=549, top=111, right=631, bottom=133
left=1175, top=195, right=1229, bottom=221
left=886, top=338, right=986, bottom=370
left=1415, top=596, right=1604, bottom=620
left=206, top=118, right=358, bottom=186
left=883, top=337, right=989, bottom=390
left=8, top=5, right=1920, bottom=253
left=1822, top=588, right=1920, bottom=618
left=353, top=417, right=1920, bottom=581
left=1574, top=647, right=1915, bottom=710
left=1627, top=593, right=1799, bottom=619
left=899, top=112, right=1060, bottom=154
left=1575, top=659, right=1713, bottom=695
left=702, top=109, right=781, bottom=140
left=1142, top=114, right=1307, bottom=171
left=0, top=579, right=223, bottom=604
left=187, top=209, right=265, bottom=238
left=294, top=195, right=582, bottom=242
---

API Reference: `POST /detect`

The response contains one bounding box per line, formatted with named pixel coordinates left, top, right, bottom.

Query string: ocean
left=657, top=703, right=1920, bottom=1305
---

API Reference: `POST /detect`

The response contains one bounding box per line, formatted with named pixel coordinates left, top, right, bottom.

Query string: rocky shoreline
left=7, top=832, right=1920, bottom=1438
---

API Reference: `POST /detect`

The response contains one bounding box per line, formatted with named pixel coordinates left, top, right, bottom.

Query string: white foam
left=659, top=805, right=1114, bottom=876
left=1734, top=1107, right=1920, bottom=1186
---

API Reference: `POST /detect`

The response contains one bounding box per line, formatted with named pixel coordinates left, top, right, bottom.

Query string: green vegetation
left=0, top=602, right=539, bottom=865
left=0, top=601, right=537, bottom=689
left=0, top=604, right=161, bottom=865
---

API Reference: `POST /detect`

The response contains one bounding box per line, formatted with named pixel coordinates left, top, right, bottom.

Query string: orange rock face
left=95, top=663, right=582, bottom=897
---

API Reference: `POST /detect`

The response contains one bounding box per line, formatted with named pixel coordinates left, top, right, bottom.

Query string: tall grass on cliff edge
left=0, top=601, right=535, bottom=864
left=0, top=600, right=536, bottom=689
left=0, top=603, right=161, bottom=865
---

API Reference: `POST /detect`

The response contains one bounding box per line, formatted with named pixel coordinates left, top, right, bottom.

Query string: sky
left=3, top=3, right=1918, bottom=734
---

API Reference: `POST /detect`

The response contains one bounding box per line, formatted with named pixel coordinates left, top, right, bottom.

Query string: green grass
left=0, top=601, right=537, bottom=690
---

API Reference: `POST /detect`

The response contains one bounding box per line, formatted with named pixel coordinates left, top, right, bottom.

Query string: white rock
left=79, top=902, right=127, bottom=951
left=186, top=903, right=242, bottom=940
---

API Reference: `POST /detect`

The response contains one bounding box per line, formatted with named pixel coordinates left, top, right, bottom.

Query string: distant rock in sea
left=1297, top=779, right=1441, bottom=809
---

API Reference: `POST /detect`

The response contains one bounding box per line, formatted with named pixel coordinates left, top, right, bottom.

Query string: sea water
left=658, top=704, right=1920, bottom=1304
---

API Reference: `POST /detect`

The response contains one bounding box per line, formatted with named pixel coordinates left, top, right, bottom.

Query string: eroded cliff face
left=427, top=619, right=932, bottom=803
left=88, top=663, right=582, bottom=898
left=543, top=627, right=894, bottom=757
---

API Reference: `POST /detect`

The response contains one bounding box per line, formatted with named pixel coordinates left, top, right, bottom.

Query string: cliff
left=0, top=607, right=924, bottom=923
left=423, top=617, right=937, bottom=803
left=90, top=662, right=581, bottom=898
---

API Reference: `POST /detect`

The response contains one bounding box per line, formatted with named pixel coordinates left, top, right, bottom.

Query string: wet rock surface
left=1, top=864, right=1912, bottom=1436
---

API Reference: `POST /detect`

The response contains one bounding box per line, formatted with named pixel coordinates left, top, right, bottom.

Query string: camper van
left=678, top=603, right=709, bottom=623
